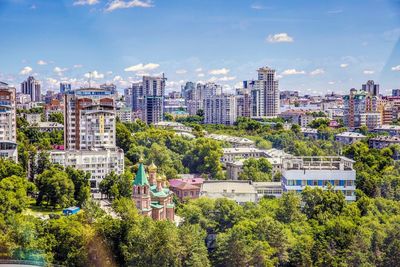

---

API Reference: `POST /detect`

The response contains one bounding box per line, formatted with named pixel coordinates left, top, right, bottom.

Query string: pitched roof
left=133, top=163, right=149, bottom=186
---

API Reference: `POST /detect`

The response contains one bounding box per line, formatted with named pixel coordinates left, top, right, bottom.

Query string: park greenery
left=4, top=113, right=400, bottom=265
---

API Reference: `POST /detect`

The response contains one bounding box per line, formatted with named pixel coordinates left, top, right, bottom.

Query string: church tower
left=132, top=158, right=152, bottom=217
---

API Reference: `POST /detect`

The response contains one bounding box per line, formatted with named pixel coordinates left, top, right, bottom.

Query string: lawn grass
left=24, top=199, right=63, bottom=217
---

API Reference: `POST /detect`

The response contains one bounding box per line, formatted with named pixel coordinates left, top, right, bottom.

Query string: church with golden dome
left=132, top=159, right=175, bottom=221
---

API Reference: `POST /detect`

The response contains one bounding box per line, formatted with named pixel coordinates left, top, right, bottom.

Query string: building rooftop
left=282, top=156, right=355, bottom=171
left=223, top=147, right=265, bottom=154
left=207, top=134, right=255, bottom=145
left=374, top=125, right=400, bottom=131
left=201, top=180, right=257, bottom=194
left=335, top=131, right=366, bottom=138
left=370, top=136, right=400, bottom=142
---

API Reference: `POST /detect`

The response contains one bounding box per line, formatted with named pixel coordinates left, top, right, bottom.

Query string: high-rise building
left=235, top=88, right=251, bottom=118
left=204, top=94, right=237, bottom=125
left=124, top=87, right=133, bottom=108
left=100, top=83, right=117, bottom=94
left=392, top=89, right=400, bottom=97
left=53, top=87, right=124, bottom=189
left=183, top=82, right=222, bottom=116
left=0, top=82, right=17, bottom=162
left=64, top=87, right=117, bottom=150
left=21, top=76, right=41, bottom=102
left=142, top=75, right=166, bottom=124
left=131, top=82, right=144, bottom=112
left=362, top=80, right=379, bottom=96
left=245, top=67, right=279, bottom=118
left=60, top=82, right=71, bottom=94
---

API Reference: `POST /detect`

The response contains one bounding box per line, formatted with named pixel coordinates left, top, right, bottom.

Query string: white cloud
left=73, top=0, right=99, bottom=6
left=197, top=73, right=205, bottom=77
left=166, top=80, right=185, bottom=89
left=84, top=71, right=104, bottom=79
left=391, top=65, right=400, bottom=71
left=46, top=78, right=58, bottom=87
left=30, top=4, right=36, bottom=9
left=73, top=64, right=83, bottom=68
left=209, top=68, right=230, bottom=75
left=281, top=69, right=306, bottom=75
left=124, top=63, right=160, bottom=72
left=176, top=69, right=187, bottom=74
left=309, top=68, right=325, bottom=76
left=363, top=70, right=375, bottom=75
left=218, top=76, right=236, bottom=81
left=266, top=33, right=293, bottom=43
left=328, top=81, right=335, bottom=85
left=106, top=71, right=113, bottom=75
left=340, top=63, right=349, bottom=68
left=105, top=0, right=153, bottom=12
left=383, top=28, right=400, bottom=42
left=37, top=60, right=47, bottom=65
left=20, top=66, right=33, bottom=75
left=113, top=75, right=123, bottom=82
left=54, top=67, right=68, bottom=75
left=195, top=68, right=203, bottom=72
left=276, top=74, right=283, bottom=79
left=251, top=3, right=266, bottom=10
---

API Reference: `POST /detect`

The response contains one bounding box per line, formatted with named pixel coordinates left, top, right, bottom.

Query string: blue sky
left=0, top=0, right=400, bottom=95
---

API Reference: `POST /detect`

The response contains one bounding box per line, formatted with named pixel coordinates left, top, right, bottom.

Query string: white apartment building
left=335, top=132, right=366, bottom=145
left=0, top=82, right=17, bottom=162
left=204, top=94, right=237, bottom=125
left=245, top=67, right=280, bottom=118
left=282, top=156, right=356, bottom=201
left=49, top=148, right=124, bottom=189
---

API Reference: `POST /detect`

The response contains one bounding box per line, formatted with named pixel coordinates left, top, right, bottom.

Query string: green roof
left=132, top=163, right=149, bottom=186
left=150, top=203, right=164, bottom=209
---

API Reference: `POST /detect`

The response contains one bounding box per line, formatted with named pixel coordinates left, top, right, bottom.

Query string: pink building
left=132, top=160, right=175, bottom=221
left=169, top=177, right=204, bottom=201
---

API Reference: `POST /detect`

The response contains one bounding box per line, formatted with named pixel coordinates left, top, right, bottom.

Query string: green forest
left=1, top=116, right=400, bottom=266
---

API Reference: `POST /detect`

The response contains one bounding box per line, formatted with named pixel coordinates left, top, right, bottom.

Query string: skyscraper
left=0, top=82, right=17, bottom=162
left=142, top=74, right=166, bottom=124
left=60, top=82, right=71, bottom=93
left=132, top=82, right=144, bottom=112
left=64, top=87, right=117, bottom=150
left=245, top=67, right=279, bottom=118
left=21, top=76, right=41, bottom=102
left=204, top=94, right=237, bottom=125
left=362, top=80, right=380, bottom=96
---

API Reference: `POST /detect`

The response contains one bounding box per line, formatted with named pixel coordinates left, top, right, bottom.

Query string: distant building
left=392, top=89, right=400, bottom=97
left=132, top=160, right=175, bottom=221
left=343, top=88, right=380, bottom=130
left=24, top=113, right=42, bottom=124
left=142, top=75, right=166, bottom=124
left=100, top=83, right=117, bottom=94
left=21, top=76, right=41, bottom=102
left=207, top=133, right=255, bottom=147
left=244, top=67, right=279, bottom=118
left=362, top=80, right=379, bottom=96
left=204, top=94, right=237, bottom=125
left=124, top=87, right=133, bottom=108
left=60, top=82, right=71, bottom=93
left=235, top=88, right=251, bottom=118
left=374, top=125, right=400, bottom=136
left=116, top=107, right=133, bottom=123
left=335, top=132, right=366, bottom=145
left=369, top=136, right=400, bottom=149
left=281, top=156, right=356, bottom=201
left=0, top=82, right=17, bottom=162
left=33, top=122, right=64, bottom=132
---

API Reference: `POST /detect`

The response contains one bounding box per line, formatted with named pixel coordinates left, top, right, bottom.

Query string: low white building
left=116, top=107, right=133, bottom=123
left=24, top=113, right=42, bottom=124
left=200, top=180, right=258, bottom=204
left=335, top=132, right=366, bottom=144
left=49, top=148, right=125, bottom=189
left=200, top=180, right=282, bottom=204
left=33, top=122, right=64, bottom=132
left=281, top=156, right=356, bottom=201
left=207, top=134, right=255, bottom=147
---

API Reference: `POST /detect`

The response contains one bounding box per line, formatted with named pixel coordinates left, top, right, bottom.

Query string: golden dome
left=161, top=174, right=167, bottom=181
left=148, top=161, right=157, bottom=172
left=156, top=175, right=163, bottom=181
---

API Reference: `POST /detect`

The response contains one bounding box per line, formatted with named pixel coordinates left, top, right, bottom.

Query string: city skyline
left=1, top=0, right=400, bottom=94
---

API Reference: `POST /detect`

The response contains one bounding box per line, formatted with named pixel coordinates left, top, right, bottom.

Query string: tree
left=276, top=192, right=304, bottom=223
left=239, top=158, right=273, bottom=182
left=48, top=112, right=64, bottom=124
left=66, top=167, right=91, bottom=206
left=35, top=168, right=75, bottom=207
left=0, top=159, right=25, bottom=180
left=183, top=138, right=224, bottom=179
left=0, top=175, right=33, bottom=216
